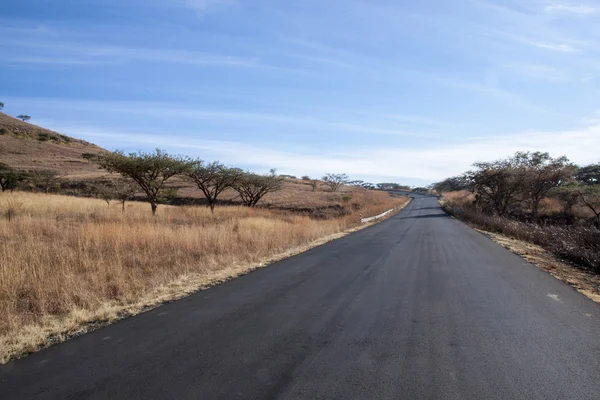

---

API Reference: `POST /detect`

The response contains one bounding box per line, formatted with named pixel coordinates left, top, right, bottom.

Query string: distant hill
left=0, top=112, right=106, bottom=178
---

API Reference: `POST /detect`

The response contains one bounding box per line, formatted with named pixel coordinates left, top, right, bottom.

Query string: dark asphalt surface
left=2, top=195, right=600, bottom=399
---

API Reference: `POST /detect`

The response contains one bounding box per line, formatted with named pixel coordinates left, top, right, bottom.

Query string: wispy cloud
left=525, top=40, right=579, bottom=52
left=183, top=0, right=236, bottom=14
left=544, top=3, right=598, bottom=15
left=52, top=120, right=600, bottom=183
left=503, top=63, right=572, bottom=81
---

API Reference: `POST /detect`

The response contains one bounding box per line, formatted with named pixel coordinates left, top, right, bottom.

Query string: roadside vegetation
left=0, top=148, right=408, bottom=363
left=436, top=152, right=600, bottom=273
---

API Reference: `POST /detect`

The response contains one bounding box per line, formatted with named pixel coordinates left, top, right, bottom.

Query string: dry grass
left=0, top=191, right=409, bottom=363
left=0, top=112, right=104, bottom=177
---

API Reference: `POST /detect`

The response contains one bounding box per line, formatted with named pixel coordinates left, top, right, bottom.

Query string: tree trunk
left=209, top=202, right=215, bottom=213
left=150, top=202, right=158, bottom=216
left=121, top=200, right=126, bottom=213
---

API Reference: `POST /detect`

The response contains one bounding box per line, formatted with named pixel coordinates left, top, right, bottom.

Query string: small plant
left=37, top=132, right=52, bottom=141
left=341, top=194, right=352, bottom=203
left=0, top=128, right=7, bottom=135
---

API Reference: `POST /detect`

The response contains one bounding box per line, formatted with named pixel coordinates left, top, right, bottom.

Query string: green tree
left=96, top=149, right=193, bottom=215
left=187, top=161, right=241, bottom=212
left=467, top=159, right=525, bottom=216
left=576, top=163, right=600, bottom=185
left=0, top=164, right=22, bottom=192
left=513, top=152, right=575, bottom=217
left=0, top=102, right=4, bottom=111
left=32, top=170, right=60, bottom=193
left=16, top=115, right=31, bottom=122
left=233, top=170, right=284, bottom=207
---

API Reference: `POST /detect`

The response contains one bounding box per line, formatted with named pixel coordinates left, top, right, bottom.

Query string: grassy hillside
left=0, top=112, right=105, bottom=178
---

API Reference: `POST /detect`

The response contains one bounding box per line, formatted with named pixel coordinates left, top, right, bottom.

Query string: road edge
left=0, top=197, right=412, bottom=364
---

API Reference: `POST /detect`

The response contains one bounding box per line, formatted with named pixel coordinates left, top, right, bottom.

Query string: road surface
left=2, top=195, right=600, bottom=399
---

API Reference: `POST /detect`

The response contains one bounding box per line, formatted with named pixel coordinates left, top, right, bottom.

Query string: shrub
left=443, top=200, right=600, bottom=272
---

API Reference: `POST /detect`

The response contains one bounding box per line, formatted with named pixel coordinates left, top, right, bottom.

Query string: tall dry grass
left=0, top=191, right=407, bottom=362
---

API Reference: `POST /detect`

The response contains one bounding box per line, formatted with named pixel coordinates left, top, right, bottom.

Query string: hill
left=0, top=112, right=105, bottom=178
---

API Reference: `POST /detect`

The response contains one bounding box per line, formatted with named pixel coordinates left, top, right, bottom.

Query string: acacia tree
left=233, top=171, right=284, bottom=207
left=322, top=173, right=348, bottom=192
left=0, top=102, right=4, bottom=110
left=514, top=152, right=575, bottom=217
left=467, top=159, right=525, bottom=216
left=578, top=186, right=600, bottom=227
left=187, top=161, right=241, bottom=212
left=0, top=163, right=23, bottom=192
left=576, top=163, right=600, bottom=185
left=17, top=115, right=31, bottom=122
left=32, top=170, right=60, bottom=193
left=96, top=149, right=193, bottom=215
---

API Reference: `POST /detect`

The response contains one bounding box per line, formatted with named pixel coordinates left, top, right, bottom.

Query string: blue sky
left=1, top=0, right=599, bottom=185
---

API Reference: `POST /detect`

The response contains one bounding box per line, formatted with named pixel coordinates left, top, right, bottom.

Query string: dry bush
left=442, top=194, right=600, bottom=272
left=0, top=191, right=408, bottom=362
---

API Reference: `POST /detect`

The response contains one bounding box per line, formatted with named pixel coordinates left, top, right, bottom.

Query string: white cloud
left=48, top=121, right=600, bottom=184
left=503, top=63, right=572, bottom=82
left=544, top=3, right=598, bottom=15
left=524, top=40, right=578, bottom=52
left=183, top=0, right=235, bottom=14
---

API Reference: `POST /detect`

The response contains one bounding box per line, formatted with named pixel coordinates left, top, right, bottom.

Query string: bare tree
left=17, top=115, right=31, bottom=122
left=96, top=149, right=194, bottom=215
left=187, top=161, right=241, bottom=212
left=233, top=171, right=284, bottom=207
left=322, top=173, right=349, bottom=192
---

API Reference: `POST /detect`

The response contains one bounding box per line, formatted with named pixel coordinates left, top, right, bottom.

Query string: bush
left=443, top=201, right=600, bottom=272
left=37, top=133, right=52, bottom=141
left=0, top=128, right=7, bottom=135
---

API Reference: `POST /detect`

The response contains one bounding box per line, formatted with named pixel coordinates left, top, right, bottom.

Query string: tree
left=0, top=102, right=4, bottom=110
left=94, top=184, right=115, bottom=206
left=301, top=175, right=311, bottom=181
left=322, top=173, right=348, bottom=192
left=32, top=170, right=59, bottom=193
left=578, top=186, right=600, bottom=227
left=576, top=163, right=600, bottom=185
left=233, top=171, right=284, bottom=207
left=467, top=158, right=525, bottom=216
left=187, top=161, right=241, bottom=212
left=433, top=176, right=470, bottom=193
left=95, top=149, right=193, bottom=215
left=551, top=183, right=581, bottom=224
left=513, top=152, right=575, bottom=217
left=110, top=178, right=138, bottom=212
left=0, top=164, right=23, bottom=192
left=17, top=115, right=31, bottom=122
left=309, top=179, right=318, bottom=192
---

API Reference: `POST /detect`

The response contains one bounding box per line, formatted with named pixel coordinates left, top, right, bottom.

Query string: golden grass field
left=0, top=190, right=408, bottom=363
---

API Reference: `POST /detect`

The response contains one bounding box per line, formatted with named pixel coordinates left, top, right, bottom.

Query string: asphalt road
left=2, top=195, right=600, bottom=399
